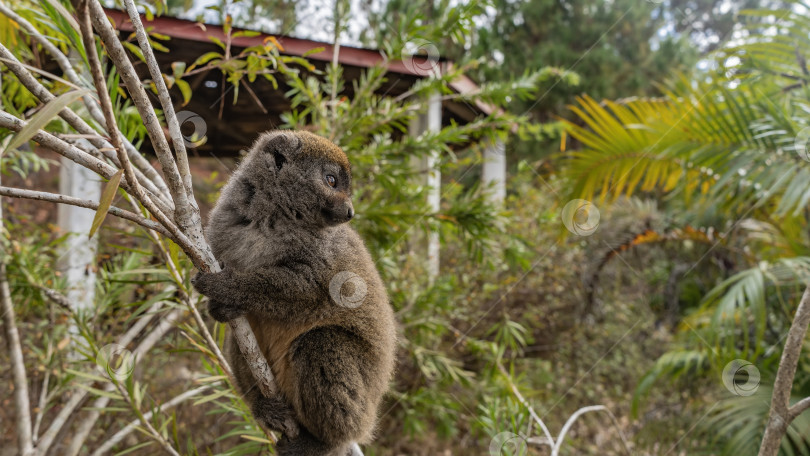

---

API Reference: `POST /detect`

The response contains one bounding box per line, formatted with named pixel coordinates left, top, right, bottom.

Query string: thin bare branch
left=88, top=3, right=301, bottom=442
left=0, top=186, right=173, bottom=238
left=90, top=384, right=215, bottom=456
left=496, top=361, right=555, bottom=445
left=33, top=389, right=87, bottom=456
left=0, top=42, right=172, bottom=211
left=86, top=1, right=206, bottom=249
left=61, top=136, right=173, bottom=216
left=789, top=396, right=810, bottom=421
left=121, top=0, right=193, bottom=199
left=77, top=0, right=184, bottom=257
left=759, top=286, right=810, bottom=456
left=1, top=262, right=34, bottom=454
left=110, top=379, right=181, bottom=456
left=0, top=2, right=171, bottom=200
left=64, top=307, right=184, bottom=456
left=0, top=111, right=207, bottom=266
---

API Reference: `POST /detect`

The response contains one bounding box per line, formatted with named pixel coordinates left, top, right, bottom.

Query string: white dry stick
left=88, top=0, right=301, bottom=440
left=758, top=286, right=810, bottom=456
left=0, top=2, right=172, bottom=202
left=0, top=111, right=205, bottom=265
left=33, top=390, right=86, bottom=456
left=0, top=187, right=172, bottom=238
left=1, top=249, right=34, bottom=456
left=85, top=1, right=205, bottom=249
left=496, top=361, right=555, bottom=445
left=121, top=0, right=195, bottom=203
left=65, top=307, right=184, bottom=456
left=0, top=43, right=173, bottom=213
left=90, top=384, right=215, bottom=456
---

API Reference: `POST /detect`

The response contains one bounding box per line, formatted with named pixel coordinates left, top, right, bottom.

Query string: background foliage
left=3, top=0, right=810, bottom=455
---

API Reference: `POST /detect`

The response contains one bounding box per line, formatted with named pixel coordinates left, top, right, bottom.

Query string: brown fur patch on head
left=295, top=131, right=350, bottom=170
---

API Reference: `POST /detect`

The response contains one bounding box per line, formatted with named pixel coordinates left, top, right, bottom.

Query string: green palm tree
left=561, top=2, right=810, bottom=453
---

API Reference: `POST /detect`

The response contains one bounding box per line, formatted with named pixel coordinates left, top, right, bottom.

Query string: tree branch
left=1, top=257, right=34, bottom=455
left=789, top=396, right=810, bottom=421
left=90, top=384, right=215, bottom=456
left=64, top=307, right=184, bottom=456
left=759, top=286, right=810, bottom=456
left=77, top=0, right=184, bottom=258
left=0, top=186, right=173, bottom=238
left=0, top=42, right=172, bottom=213
left=89, top=1, right=301, bottom=440
left=0, top=2, right=172, bottom=201
left=86, top=1, right=204, bottom=249
left=0, top=111, right=206, bottom=266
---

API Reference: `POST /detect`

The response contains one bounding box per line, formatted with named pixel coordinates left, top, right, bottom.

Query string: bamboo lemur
left=192, top=131, right=397, bottom=455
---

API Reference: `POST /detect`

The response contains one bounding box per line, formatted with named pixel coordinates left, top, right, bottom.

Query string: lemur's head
left=238, top=130, right=354, bottom=228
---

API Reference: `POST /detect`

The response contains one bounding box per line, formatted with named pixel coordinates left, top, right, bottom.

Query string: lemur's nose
left=347, top=207, right=354, bottom=220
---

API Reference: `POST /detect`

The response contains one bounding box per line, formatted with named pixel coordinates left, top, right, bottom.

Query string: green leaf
left=192, top=387, right=231, bottom=405
left=189, top=51, right=222, bottom=70
left=75, top=383, right=124, bottom=400
left=171, top=61, right=186, bottom=79
left=175, top=79, right=192, bottom=106
left=232, top=30, right=261, bottom=38
left=89, top=169, right=124, bottom=238
left=65, top=368, right=108, bottom=383
left=6, top=89, right=90, bottom=152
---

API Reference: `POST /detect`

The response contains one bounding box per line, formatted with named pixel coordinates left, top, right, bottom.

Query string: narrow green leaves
left=6, top=89, right=90, bottom=153
left=89, top=169, right=124, bottom=238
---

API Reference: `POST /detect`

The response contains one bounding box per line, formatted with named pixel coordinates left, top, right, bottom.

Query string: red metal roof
left=102, top=7, right=492, bottom=115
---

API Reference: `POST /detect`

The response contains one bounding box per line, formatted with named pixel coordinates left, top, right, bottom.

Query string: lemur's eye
left=325, top=174, right=337, bottom=188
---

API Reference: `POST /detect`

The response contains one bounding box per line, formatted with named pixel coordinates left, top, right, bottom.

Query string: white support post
left=409, top=92, right=442, bottom=280
left=481, top=138, right=506, bottom=205
left=57, top=156, right=100, bottom=313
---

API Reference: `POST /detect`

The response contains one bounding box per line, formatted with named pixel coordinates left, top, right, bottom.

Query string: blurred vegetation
left=3, top=0, right=810, bottom=455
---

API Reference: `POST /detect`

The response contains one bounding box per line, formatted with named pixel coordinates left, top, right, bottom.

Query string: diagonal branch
left=0, top=186, right=173, bottom=238
left=89, top=2, right=301, bottom=441
left=86, top=1, right=205, bottom=250
left=0, top=1, right=171, bottom=200
left=77, top=0, right=179, bottom=251
left=90, top=384, right=215, bottom=456
left=789, top=396, right=810, bottom=421
left=1, top=251, right=34, bottom=455
left=0, top=111, right=206, bottom=266
left=759, top=286, right=810, bottom=456
left=0, top=43, right=172, bottom=212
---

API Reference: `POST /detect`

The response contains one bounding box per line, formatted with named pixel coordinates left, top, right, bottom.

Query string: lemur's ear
left=260, top=131, right=300, bottom=172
